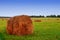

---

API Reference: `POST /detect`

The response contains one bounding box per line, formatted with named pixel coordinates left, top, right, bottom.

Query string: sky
left=0, top=0, right=60, bottom=17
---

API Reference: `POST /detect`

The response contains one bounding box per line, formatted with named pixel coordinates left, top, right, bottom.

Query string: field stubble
left=0, top=18, right=60, bottom=40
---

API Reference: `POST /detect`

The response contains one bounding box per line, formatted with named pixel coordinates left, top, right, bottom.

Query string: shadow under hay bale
left=6, top=15, right=33, bottom=36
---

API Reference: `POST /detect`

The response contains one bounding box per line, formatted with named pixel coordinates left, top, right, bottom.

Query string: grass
left=0, top=18, right=60, bottom=40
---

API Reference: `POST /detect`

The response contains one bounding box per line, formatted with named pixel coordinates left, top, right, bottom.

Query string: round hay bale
left=6, top=15, right=33, bottom=35
left=6, top=17, right=13, bottom=34
left=34, top=20, right=41, bottom=22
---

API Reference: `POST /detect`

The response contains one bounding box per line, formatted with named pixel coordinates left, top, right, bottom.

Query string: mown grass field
left=0, top=18, right=60, bottom=40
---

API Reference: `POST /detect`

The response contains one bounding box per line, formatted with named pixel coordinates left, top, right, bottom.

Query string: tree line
left=31, top=15, right=60, bottom=18
left=0, top=15, right=60, bottom=18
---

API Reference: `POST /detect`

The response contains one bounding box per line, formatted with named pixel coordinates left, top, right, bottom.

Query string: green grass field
left=0, top=18, right=60, bottom=40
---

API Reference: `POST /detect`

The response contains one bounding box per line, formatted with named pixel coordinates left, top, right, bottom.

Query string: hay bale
left=7, top=15, right=33, bottom=35
left=6, top=17, right=13, bottom=34
left=34, top=20, right=41, bottom=22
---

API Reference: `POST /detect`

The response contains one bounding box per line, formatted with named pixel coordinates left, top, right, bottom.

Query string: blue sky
left=0, top=0, right=60, bottom=17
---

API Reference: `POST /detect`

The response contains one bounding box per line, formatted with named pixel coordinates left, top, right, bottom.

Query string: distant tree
left=50, top=15, right=56, bottom=17
left=30, top=15, right=45, bottom=18
left=57, top=15, right=60, bottom=17
left=46, top=16, right=50, bottom=17
left=0, top=16, right=10, bottom=18
left=46, top=15, right=56, bottom=17
left=39, top=15, right=45, bottom=17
